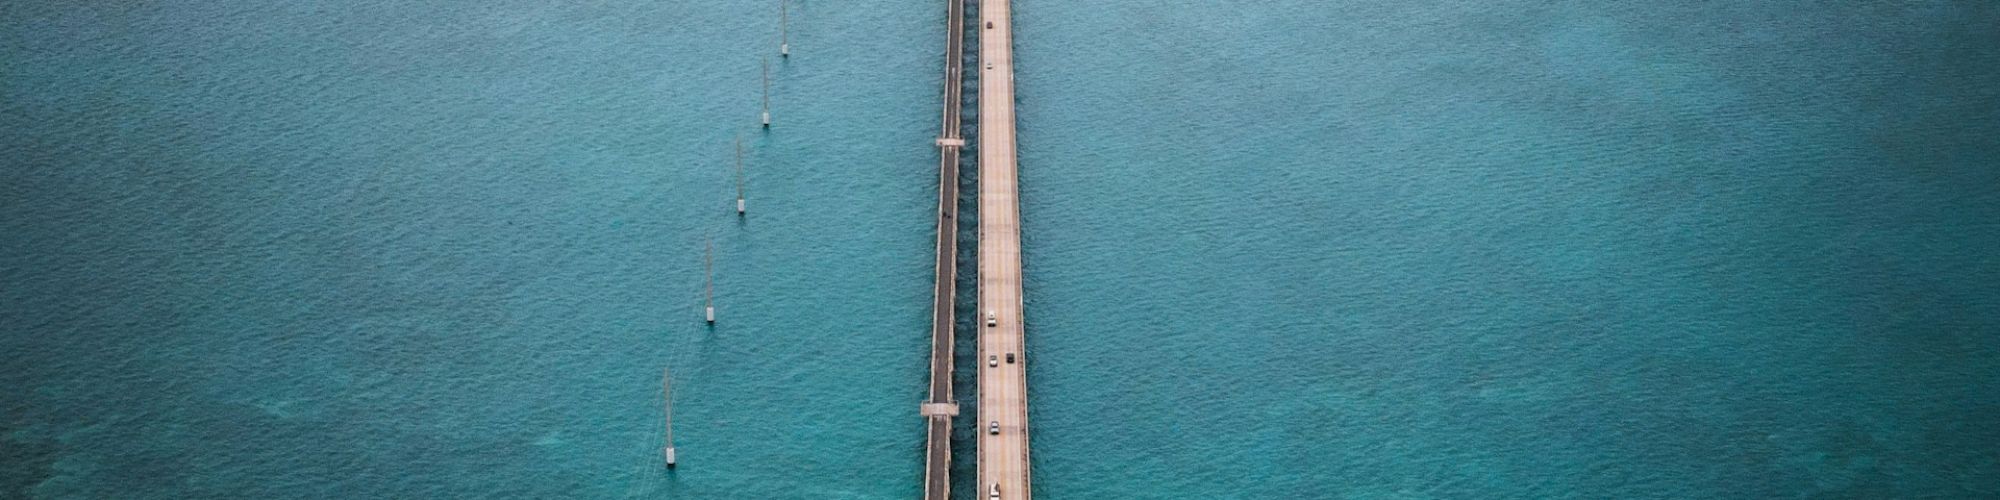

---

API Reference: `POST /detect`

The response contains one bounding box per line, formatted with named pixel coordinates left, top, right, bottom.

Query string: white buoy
left=734, top=136, right=747, bottom=215
left=704, top=238, right=716, bottom=324
left=663, top=367, right=678, bottom=468
left=760, top=57, right=772, bottom=128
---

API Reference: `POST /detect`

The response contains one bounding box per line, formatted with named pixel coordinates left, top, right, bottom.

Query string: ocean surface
left=4, top=1, right=1997, bottom=498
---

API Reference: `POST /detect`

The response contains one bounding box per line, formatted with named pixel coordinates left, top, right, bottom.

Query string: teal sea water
left=4, top=1, right=1997, bottom=498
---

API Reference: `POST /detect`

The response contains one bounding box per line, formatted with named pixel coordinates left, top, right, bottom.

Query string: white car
left=989, top=355, right=998, bottom=367
left=986, top=310, right=997, bottom=327
left=990, top=484, right=1001, bottom=499
left=988, top=421, right=999, bottom=435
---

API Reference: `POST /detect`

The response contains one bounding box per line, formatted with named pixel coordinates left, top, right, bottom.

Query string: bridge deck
left=976, top=0, right=1030, bottom=497
left=920, top=0, right=966, bottom=498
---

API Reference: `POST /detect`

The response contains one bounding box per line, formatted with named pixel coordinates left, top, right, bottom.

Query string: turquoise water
left=4, top=1, right=937, bottom=497
left=1016, top=1, right=2000, bottom=498
left=3, top=0, right=1997, bottom=498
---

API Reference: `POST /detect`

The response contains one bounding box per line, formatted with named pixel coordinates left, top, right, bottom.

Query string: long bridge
left=917, top=0, right=968, bottom=497
left=922, top=0, right=1029, bottom=497
left=973, top=0, right=1030, bottom=497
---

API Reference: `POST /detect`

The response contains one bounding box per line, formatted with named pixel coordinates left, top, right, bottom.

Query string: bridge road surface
left=919, top=0, right=966, bottom=498
left=976, top=0, right=1030, bottom=497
